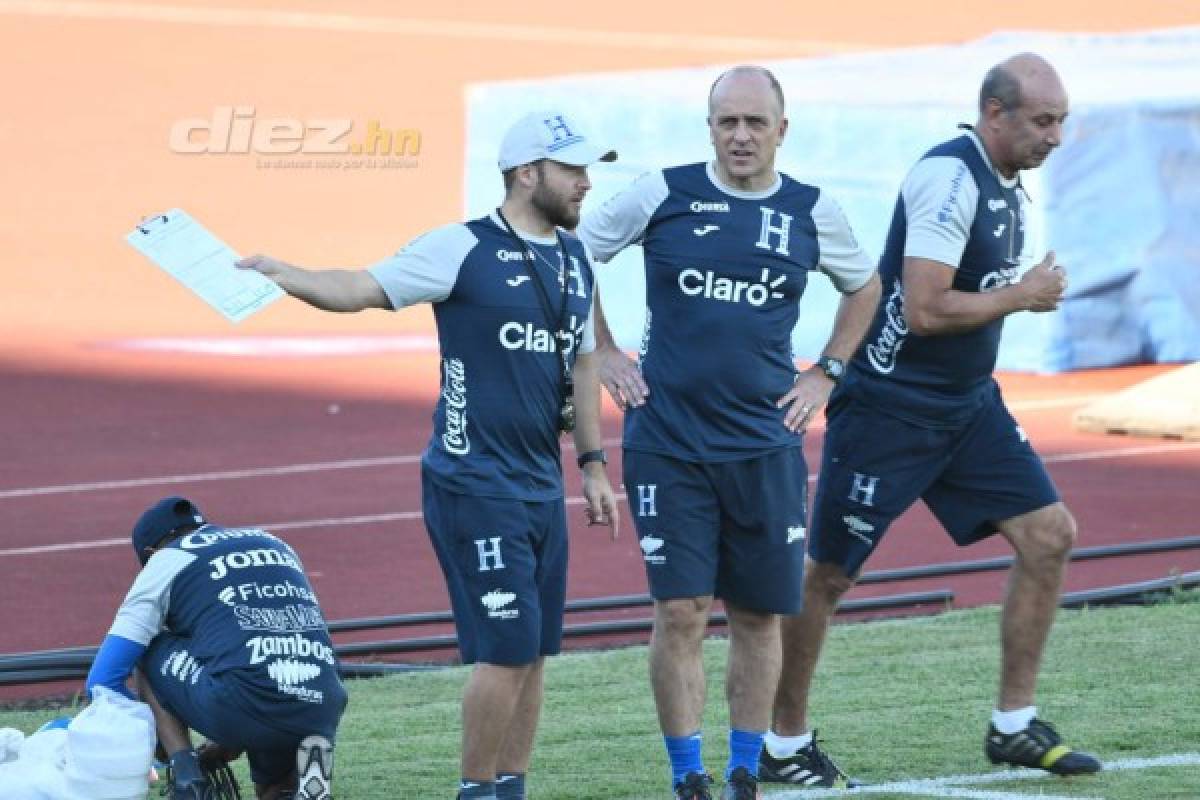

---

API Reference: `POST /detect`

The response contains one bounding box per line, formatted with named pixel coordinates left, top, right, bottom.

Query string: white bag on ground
left=0, top=726, right=25, bottom=763
left=0, top=688, right=156, bottom=800
left=62, top=687, right=156, bottom=798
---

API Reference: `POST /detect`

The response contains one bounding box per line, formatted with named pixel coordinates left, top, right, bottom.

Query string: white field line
left=769, top=752, right=1200, bottom=799
left=0, top=438, right=624, bottom=501
left=0, top=494, right=626, bottom=558
left=3, top=434, right=1195, bottom=504
left=0, top=1, right=865, bottom=55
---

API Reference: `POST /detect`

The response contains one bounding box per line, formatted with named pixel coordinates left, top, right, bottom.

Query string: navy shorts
left=142, top=634, right=345, bottom=786
left=622, top=448, right=808, bottom=614
left=422, top=471, right=568, bottom=666
left=809, top=387, right=1060, bottom=576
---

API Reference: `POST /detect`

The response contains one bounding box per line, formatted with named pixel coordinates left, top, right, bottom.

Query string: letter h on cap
left=543, top=115, right=582, bottom=151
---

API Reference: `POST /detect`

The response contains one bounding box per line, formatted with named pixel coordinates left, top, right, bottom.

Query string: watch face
left=821, top=357, right=844, bottom=380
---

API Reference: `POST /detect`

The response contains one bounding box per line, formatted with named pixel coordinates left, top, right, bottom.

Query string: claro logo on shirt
left=497, top=314, right=584, bottom=354
left=677, top=267, right=786, bottom=306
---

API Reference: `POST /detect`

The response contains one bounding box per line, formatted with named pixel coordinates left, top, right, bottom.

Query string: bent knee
left=1008, top=503, right=1077, bottom=559
left=806, top=559, right=856, bottom=598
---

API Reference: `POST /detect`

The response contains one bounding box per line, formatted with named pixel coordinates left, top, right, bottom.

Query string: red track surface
left=1, top=346, right=1197, bottom=701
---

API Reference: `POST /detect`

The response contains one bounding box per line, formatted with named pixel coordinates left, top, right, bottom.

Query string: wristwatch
left=577, top=449, right=608, bottom=469
left=816, top=355, right=845, bottom=383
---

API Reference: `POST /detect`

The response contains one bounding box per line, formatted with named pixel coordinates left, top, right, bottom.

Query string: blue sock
left=495, top=772, right=525, bottom=800
left=726, top=728, right=766, bottom=778
left=458, top=779, right=497, bottom=799
left=665, top=732, right=705, bottom=786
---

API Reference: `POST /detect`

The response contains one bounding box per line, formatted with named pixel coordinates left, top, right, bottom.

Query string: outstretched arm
left=237, top=255, right=390, bottom=313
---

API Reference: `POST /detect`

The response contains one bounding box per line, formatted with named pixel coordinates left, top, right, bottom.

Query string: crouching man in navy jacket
left=87, top=496, right=346, bottom=800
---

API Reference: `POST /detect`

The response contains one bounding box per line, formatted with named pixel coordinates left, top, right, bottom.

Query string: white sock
left=765, top=730, right=814, bottom=758
left=992, top=706, right=1037, bottom=735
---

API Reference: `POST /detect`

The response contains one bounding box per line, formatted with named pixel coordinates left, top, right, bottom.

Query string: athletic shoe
left=164, top=752, right=217, bottom=800
left=758, top=732, right=861, bottom=788
left=674, top=770, right=714, bottom=800
left=163, top=770, right=216, bottom=799
left=720, top=766, right=762, bottom=800
left=295, top=734, right=335, bottom=800
left=985, top=718, right=1102, bottom=775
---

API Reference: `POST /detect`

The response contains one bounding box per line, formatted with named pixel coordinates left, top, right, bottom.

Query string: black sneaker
left=162, top=758, right=217, bottom=800
left=985, top=718, right=1101, bottom=775
left=758, top=732, right=861, bottom=788
left=296, top=734, right=335, bottom=800
left=720, top=766, right=761, bottom=800
left=674, top=771, right=714, bottom=800
left=161, top=776, right=216, bottom=800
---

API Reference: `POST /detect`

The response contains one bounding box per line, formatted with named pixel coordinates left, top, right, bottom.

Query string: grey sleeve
left=366, top=223, right=479, bottom=309
left=812, top=191, right=876, bottom=293
left=576, top=171, right=670, bottom=264
left=108, top=549, right=196, bottom=646
left=901, top=156, right=980, bottom=268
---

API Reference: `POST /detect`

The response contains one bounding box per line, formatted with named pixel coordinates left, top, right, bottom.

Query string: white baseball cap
left=497, top=111, right=617, bottom=171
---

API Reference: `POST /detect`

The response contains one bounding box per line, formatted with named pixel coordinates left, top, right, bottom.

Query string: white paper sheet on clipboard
left=125, top=209, right=283, bottom=323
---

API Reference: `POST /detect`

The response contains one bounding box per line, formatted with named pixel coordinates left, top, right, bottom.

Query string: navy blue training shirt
left=108, top=525, right=346, bottom=722
left=369, top=212, right=597, bottom=501
left=846, top=130, right=1027, bottom=428
left=578, top=162, right=874, bottom=461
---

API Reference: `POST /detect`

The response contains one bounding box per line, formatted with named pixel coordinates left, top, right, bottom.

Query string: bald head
left=708, top=66, right=785, bottom=118
left=976, top=52, right=1069, bottom=177
left=978, top=53, right=1063, bottom=114
left=706, top=64, right=789, bottom=191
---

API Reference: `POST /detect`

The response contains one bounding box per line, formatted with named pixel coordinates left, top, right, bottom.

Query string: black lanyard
left=494, top=208, right=575, bottom=390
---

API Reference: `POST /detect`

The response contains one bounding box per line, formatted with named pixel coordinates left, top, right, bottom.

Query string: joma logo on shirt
left=678, top=267, right=786, bottom=306
left=208, top=548, right=304, bottom=581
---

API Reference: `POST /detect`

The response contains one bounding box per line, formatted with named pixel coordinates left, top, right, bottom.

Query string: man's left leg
left=995, top=502, right=1076, bottom=711
left=461, top=660, right=541, bottom=795
left=986, top=502, right=1099, bottom=775
left=930, top=393, right=1100, bottom=776
left=723, top=603, right=779, bottom=799
left=714, top=449, right=808, bottom=799
left=494, top=658, right=546, bottom=800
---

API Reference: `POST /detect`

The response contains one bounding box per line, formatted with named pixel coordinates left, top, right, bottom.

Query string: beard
left=531, top=179, right=579, bottom=230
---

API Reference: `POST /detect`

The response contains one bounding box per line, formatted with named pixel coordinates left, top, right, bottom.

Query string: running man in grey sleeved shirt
left=766, top=53, right=1099, bottom=789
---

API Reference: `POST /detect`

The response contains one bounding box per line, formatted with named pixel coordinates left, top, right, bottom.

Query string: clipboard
left=125, top=209, right=283, bottom=323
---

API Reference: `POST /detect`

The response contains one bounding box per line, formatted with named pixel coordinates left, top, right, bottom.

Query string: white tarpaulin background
left=464, top=29, right=1200, bottom=372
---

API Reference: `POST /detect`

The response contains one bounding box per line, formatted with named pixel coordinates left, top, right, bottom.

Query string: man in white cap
left=239, top=111, right=620, bottom=800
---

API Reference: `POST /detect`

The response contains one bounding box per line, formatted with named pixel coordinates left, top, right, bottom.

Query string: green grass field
left=2, top=594, right=1197, bottom=799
